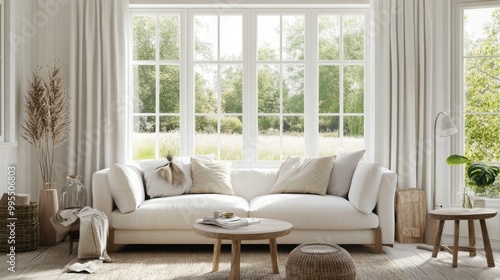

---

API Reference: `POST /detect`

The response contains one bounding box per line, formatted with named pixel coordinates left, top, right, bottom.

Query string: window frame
left=451, top=0, right=500, bottom=208
left=128, top=7, right=371, bottom=168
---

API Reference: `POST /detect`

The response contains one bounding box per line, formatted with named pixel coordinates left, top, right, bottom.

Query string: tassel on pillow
left=156, top=154, right=185, bottom=186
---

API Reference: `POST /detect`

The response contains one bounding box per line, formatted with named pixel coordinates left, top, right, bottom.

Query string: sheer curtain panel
left=68, top=0, right=129, bottom=206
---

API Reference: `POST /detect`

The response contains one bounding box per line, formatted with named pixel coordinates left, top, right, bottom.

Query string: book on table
left=196, top=216, right=260, bottom=229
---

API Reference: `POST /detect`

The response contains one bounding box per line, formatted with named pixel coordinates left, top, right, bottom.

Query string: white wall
left=2, top=0, right=71, bottom=201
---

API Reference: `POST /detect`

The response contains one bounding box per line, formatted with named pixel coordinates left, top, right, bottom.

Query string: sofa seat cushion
left=249, top=194, right=378, bottom=230
left=111, top=194, right=249, bottom=230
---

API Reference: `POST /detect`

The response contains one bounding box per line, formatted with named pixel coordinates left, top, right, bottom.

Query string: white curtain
left=371, top=0, right=450, bottom=196
left=68, top=0, right=129, bottom=205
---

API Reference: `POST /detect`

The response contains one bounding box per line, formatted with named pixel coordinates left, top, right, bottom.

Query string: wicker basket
left=0, top=202, right=39, bottom=252
left=286, top=243, right=356, bottom=280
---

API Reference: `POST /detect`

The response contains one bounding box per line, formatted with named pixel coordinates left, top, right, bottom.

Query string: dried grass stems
left=22, top=61, right=70, bottom=184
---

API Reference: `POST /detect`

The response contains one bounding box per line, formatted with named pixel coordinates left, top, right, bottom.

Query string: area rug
left=72, top=244, right=406, bottom=280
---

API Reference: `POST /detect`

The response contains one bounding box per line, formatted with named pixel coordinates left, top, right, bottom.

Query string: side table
left=429, top=208, right=497, bottom=268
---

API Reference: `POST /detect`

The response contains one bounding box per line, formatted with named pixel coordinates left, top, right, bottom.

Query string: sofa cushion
left=249, top=194, right=378, bottom=230
left=111, top=194, right=249, bottom=230
left=327, top=149, right=365, bottom=197
left=107, top=164, right=145, bottom=214
left=190, top=158, right=234, bottom=195
left=139, top=155, right=213, bottom=198
left=231, top=169, right=278, bottom=201
left=348, top=162, right=383, bottom=214
left=270, top=156, right=335, bottom=195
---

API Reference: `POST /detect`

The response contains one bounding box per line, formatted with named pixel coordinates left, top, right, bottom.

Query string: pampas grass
left=22, top=61, right=70, bottom=184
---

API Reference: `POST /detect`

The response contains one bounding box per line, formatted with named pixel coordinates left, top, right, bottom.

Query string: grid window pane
left=257, top=16, right=280, bottom=61
left=194, top=16, right=218, bottom=61
left=133, top=116, right=156, bottom=160
left=344, top=65, right=364, bottom=113
left=282, top=15, right=305, bottom=61
left=319, top=116, right=340, bottom=157
left=159, top=15, right=180, bottom=60
left=160, top=65, right=180, bottom=113
left=133, top=65, right=156, bottom=113
left=258, top=64, right=280, bottom=113
left=283, top=65, right=304, bottom=113
left=159, top=116, right=180, bottom=157
left=343, top=15, right=364, bottom=60
left=133, top=16, right=156, bottom=61
left=221, top=65, right=243, bottom=114
left=318, top=15, right=340, bottom=61
left=220, top=16, right=243, bottom=60
left=258, top=116, right=280, bottom=160
left=195, top=64, right=218, bottom=113
left=318, top=65, right=340, bottom=113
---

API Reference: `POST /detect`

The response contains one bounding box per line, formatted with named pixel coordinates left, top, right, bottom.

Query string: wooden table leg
left=269, top=238, right=279, bottom=274
left=231, top=240, right=241, bottom=280
left=453, top=220, right=460, bottom=268
left=468, top=220, right=476, bottom=257
left=479, top=219, right=495, bottom=267
left=212, top=239, right=222, bottom=272
left=432, top=220, right=445, bottom=258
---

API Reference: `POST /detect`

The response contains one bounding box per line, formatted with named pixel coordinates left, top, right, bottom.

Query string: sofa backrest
left=230, top=168, right=279, bottom=201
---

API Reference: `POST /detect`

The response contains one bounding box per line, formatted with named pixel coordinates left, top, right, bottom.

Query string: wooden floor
left=2, top=241, right=500, bottom=280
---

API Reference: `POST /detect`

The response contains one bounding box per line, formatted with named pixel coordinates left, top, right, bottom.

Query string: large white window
left=129, top=8, right=369, bottom=167
left=453, top=2, right=500, bottom=202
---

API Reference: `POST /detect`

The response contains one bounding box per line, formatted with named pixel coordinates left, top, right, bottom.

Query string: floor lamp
left=432, top=112, right=458, bottom=210
left=418, top=112, right=458, bottom=249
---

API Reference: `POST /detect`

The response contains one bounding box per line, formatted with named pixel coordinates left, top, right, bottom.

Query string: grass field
left=133, top=132, right=364, bottom=160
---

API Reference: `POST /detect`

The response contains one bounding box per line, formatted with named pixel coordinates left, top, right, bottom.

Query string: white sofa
left=92, top=161, right=397, bottom=253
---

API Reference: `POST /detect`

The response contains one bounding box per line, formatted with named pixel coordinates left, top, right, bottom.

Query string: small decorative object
left=21, top=61, right=70, bottom=246
left=447, top=155, right=499, bottom=208
left=156, top=153, right=185, bottom=185
left=60, top=175, right=87, bottom=210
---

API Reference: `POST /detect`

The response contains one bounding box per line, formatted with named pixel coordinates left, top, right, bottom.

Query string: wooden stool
left=68, top=223, right=80, bottom=255
left=429, top=208, right=497, bottom=268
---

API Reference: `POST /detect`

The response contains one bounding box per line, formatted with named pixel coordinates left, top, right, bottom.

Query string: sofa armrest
left=92, top=168, right=114, bottom=224
left=375, top=168, right=397, bottom=244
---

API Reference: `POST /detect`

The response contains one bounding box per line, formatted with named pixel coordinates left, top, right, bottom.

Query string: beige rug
left=72, top=244, right=406, bottom=280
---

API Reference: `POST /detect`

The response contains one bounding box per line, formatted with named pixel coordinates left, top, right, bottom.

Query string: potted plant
left=446, top=155, right=500, bottom=207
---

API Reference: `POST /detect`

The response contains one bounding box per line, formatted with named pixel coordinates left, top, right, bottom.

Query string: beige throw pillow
left=107, top=164, right=145, bottom=214
left=190, top=158, right=234, bottom=195
left=348, top=162, right=383, bottom=214
left=270, top=156, right=335, bottom=195
left=327, top=149, right=365, bottom=197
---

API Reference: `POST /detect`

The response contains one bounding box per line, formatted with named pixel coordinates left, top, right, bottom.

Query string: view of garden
left=131, top=13, right=365, bottom=161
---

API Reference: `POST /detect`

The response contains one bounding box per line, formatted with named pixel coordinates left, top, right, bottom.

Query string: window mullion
left=155, top=15, right=161, bottom=159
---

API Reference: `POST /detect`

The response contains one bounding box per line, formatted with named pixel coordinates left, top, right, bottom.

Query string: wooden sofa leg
left=373, top=227, right=383, bottom=254
left=107, top=227, right=115, bottom=253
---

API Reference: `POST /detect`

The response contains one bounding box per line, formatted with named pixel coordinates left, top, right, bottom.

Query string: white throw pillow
left=190, top=158, right=234, bottom=195
left=107, top=164, right=145, bottom=214
left=327, top=149, right=365, bottom=197
left=139, top=155, right=213, bottom=198
left=270, top=156, right=335, bottom=195
left=348, top=162, right=383, bottom=214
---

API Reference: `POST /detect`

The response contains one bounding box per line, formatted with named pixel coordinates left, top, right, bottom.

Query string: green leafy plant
left=447, top=155, right=500, bottom=194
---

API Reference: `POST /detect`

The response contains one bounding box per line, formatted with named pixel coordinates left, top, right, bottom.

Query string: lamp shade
left=439, top=114, right=458, bottom=137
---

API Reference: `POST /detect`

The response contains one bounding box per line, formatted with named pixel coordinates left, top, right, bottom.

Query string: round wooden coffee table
left=428, top=208, right=497, bottom=268
left=193, top=218, right=293, bottom=280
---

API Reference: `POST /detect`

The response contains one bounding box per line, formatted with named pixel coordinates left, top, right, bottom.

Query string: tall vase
left=39, top=183, right=59, bottom=246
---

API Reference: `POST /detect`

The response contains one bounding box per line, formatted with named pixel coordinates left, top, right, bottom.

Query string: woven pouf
left=286, top=243, right=356, bottom=280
